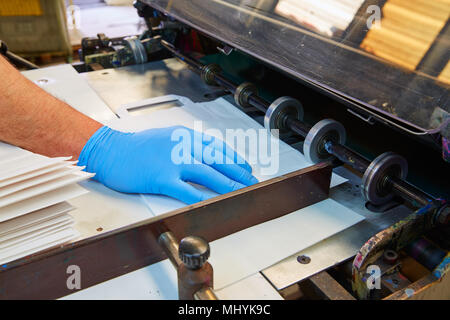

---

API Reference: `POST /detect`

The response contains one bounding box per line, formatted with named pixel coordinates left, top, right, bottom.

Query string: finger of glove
left=203, top=135, right=252, bottom=172
left=196, top=143, right=258, bottom=186
left=187, top=128, right=252, bottom=172
left=168, top=180, right=215, bottom=205
left=181, top=163, right=247, bottom=194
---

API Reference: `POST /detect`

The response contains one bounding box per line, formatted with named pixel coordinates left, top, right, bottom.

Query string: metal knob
left=179, top=236, right=210, bottom=270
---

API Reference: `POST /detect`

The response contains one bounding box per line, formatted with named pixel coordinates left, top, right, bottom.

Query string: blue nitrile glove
left=78, top=126, right=258, bottom=204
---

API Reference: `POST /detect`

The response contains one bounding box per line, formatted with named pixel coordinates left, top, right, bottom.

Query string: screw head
left=179, top=236, right=210, bottom=270
left=297, top=255, right=311, bottom=264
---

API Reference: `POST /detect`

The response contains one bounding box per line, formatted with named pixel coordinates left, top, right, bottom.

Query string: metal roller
left=234, top=82, right=258, bottom=111
left=124, top=37, right=148, bottom=64
left=201, top=63, right=221, bottom=86
left=158, top=39, right=441, bottom=210
left=303, top=119, right=346, bottom=164
left=264, top=97, right=304, bottom=138
left=362, top=152, right=408, bottom=205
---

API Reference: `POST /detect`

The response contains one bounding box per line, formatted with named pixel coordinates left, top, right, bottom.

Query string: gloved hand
left=78, top=126, right=258, bottom=204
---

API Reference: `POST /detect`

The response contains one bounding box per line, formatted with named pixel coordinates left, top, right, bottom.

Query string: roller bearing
left=264, top=97, right=303, bottom=139
left=362, top=152, right=408, bottom=205
left=201, top=63, right=221, bottom=86
left=234, top=82, right=257, bottom=110
left=303, top=119, right=346, bottom=164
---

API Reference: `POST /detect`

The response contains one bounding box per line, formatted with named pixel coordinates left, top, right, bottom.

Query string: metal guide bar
left=0, top=162, right=332, bottom=299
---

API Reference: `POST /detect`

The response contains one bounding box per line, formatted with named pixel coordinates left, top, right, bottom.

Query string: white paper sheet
left=0, top=142, right=73, bottom=178
left=0, top=166, right=82, bottom=198
left=0, top=184, right=88, bottom=222
left=0, top=210, right=73, bottom=241
left=0, top=227, right=78, bottom=265
left=0, top=202, right=74, bottom=236
left=0, top=161, right=78, bottom=188
left=0, top=171, right=94, bottom=208
left=0, top=216, right=74, bottom=249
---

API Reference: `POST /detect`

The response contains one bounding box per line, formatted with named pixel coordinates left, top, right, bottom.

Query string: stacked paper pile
left=0, top=142, right=93, bottom=264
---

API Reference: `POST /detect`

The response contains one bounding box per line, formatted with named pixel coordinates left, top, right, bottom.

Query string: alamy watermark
left=170, top=121, right=281, bottom=175
left=366, top=265, right=381, bottom=290
left=366, top=5, right=382, bottom=30
left=66, top=265, right=81, bottom=290
left=66, top=5, right=81, bottom=30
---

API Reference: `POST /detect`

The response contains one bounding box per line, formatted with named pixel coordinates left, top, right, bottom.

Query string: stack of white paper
left=0, top=142, right=93, bottom=264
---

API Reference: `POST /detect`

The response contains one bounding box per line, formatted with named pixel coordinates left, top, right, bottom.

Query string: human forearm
left=0, top=55, right=102, bottom=158
left=0, top=55, right=258, bottom=204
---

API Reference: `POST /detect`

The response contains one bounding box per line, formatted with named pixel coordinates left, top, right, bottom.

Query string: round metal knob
left=179, top=236, right=210, bottom=270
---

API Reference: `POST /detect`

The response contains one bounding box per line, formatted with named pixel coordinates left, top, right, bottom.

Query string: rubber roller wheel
left=303, top=119, right=346, bottom=164
left=362, top=152, right=408, bottom=205
left=264, top=97, right=303, bottom=139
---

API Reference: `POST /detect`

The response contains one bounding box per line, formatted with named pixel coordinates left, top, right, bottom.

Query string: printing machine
left=1, top=0, right=449, bottom=300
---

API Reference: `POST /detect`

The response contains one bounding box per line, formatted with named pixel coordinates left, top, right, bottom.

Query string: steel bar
left=325, top=142, right=371, bottom=174
left=158, top=231, right=182, bottom=268
left=160, top=39, right=204, bottom=70
left=387, top=176, right=432, bottom=207
left=285, top=116, right=311, bottom=138
left=0, top=162, right=331, bottom=299
left=247, top=94, right=270, bottom=113
left=213, top=73, right=237, bottom=92
left=194, top=287, right=218, bottom=300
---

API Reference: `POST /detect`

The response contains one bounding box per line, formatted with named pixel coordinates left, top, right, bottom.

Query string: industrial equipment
left=0, top=0, right=448, bottom=300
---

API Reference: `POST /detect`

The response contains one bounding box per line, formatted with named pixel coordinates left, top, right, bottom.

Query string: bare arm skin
left=0, top=55, right=102, bottom=159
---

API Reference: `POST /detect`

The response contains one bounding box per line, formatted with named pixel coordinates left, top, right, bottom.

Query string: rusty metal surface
left=351, top=199, right=446, bottom=300
left=0, top=162, right=331, bottom=299
left=304, top=271, right=356, bottom=300
left=384, top=273, right=450, bottom=300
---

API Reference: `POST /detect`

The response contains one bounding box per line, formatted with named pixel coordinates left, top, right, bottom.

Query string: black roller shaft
left=285, top=116, right=311, bottom=138
left=161, top=40, right=204, bottom=70
left=161, top=40, right=438, bottom=207
left=247, top=94, right=271, bottom=113
left=387, top=176, right=432, bottom=207
left=325, top=142, right=371, bottom=174
left=213, top=73, right=238, bottom=92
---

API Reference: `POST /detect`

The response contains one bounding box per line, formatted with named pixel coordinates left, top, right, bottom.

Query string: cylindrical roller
left=264, top=96, right=303, bottom=138
left=303, top=119, right=346, bottom=164
left=362, top=152, right=408, bottom=205
left=201, top=63, right=221, bottom=86
left=124, top=37, right=148, bottom=64
left=234, top=82, right=257, bottom=110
